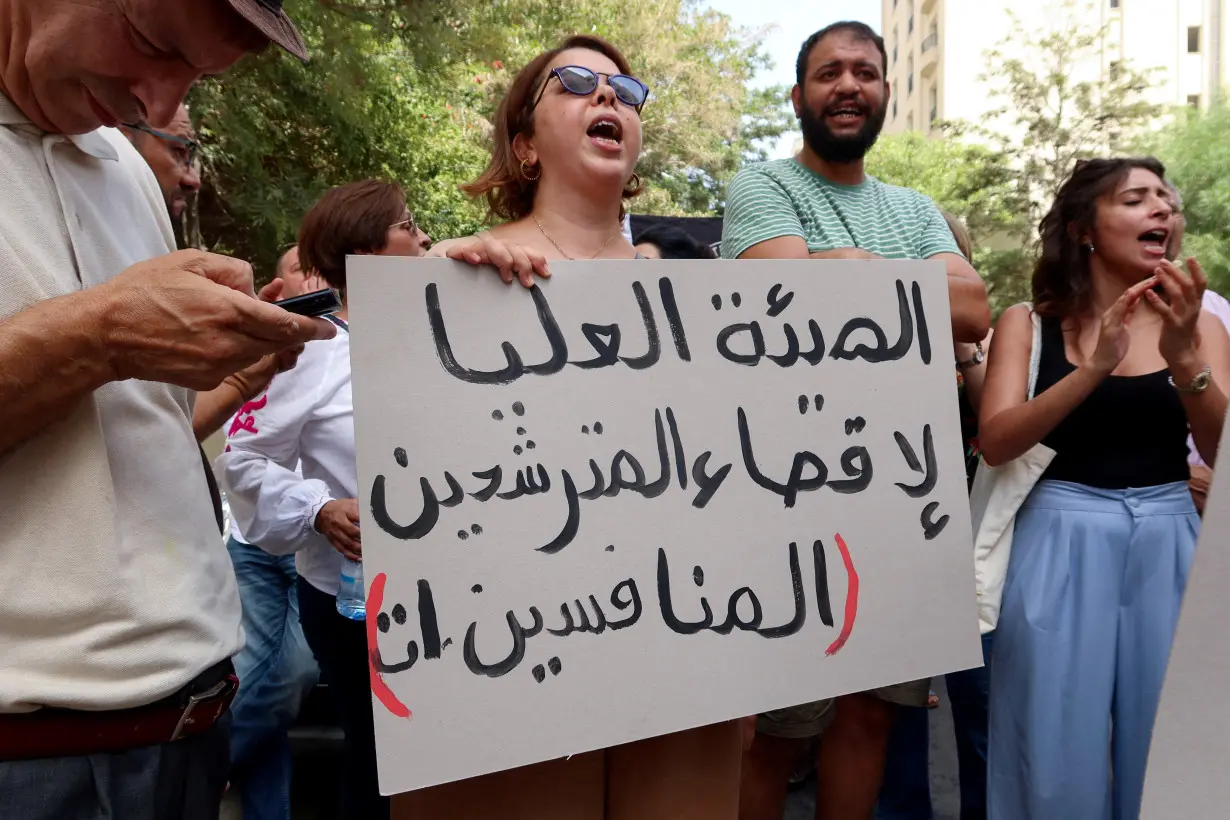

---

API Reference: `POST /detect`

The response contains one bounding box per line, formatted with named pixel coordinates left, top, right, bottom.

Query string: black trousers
left=298, top=576, right=389, bottom=820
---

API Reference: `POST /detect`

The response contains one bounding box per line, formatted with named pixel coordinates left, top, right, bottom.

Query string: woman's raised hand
left=1148, top=257, right=1207, bottom=369
left=1089, top=276, right=1156, bottom=376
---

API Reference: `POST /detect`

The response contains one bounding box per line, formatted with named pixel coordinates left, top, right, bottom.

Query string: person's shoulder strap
left=199, top=445, right=224, bottom=535
left=1026, top=302, right=1043, bottom=400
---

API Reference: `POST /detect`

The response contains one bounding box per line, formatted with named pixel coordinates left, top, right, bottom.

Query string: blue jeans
left=227, top=537, right=320, bottom=820
left=877, top=632, right=994, bottom=820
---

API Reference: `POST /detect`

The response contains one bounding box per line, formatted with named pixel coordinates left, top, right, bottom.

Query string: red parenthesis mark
left=825, top=533, right=859, bottom=656
left=367, top=572, right=412, bottom=719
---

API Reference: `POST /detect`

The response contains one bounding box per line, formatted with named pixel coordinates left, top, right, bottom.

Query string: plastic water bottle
left=336, top=558, right=366, bottom=620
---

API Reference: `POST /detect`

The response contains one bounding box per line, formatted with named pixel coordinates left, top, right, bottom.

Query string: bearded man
left=721, top=20, right=990, bottom=820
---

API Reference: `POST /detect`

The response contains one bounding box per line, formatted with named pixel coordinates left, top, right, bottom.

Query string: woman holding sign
left=978, top=158, right=1230, bottom=820
left=418, top=35, right=743, bottom=820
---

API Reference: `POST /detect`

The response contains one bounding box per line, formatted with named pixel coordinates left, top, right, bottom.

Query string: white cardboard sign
left=1141, top=409, right=1230, bottom=818
left=347, top=258, right=983, bottom=795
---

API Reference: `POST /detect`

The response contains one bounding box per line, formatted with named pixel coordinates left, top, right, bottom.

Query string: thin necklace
left=533, top=215, right=620, bottom=260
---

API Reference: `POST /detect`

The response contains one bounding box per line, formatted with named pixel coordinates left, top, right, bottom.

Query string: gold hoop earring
left=520, top=159, right=541, bottom=182
left=627, top=172, right=642, bottom=190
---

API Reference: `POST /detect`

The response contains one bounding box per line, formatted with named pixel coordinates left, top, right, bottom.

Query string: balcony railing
left=921, top=32, right=938, bottom=53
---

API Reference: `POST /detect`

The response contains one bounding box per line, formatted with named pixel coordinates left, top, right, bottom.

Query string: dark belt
left=0, top=659, right=238, bottom=761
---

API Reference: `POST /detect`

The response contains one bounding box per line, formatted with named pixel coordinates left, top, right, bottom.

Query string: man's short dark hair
left=796, top=22, right=887, bottom=86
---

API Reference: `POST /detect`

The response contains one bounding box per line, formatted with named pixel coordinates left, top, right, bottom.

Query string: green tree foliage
left=388, top=0, right=796, bottom=214
left=979, top=0, right=1160, bottom=230
left=187, top=1, right=490, bottom=274
left=877, top=0, right=1163, bottom=314
left=187, top=0, right=790, bottom=278
left=1145, top=101, right=1230, bottom=296
left=866, top=128, right=1033, bottom=316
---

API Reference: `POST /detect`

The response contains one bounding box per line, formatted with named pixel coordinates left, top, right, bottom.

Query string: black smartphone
left=273, top=287, right=341, bottom=317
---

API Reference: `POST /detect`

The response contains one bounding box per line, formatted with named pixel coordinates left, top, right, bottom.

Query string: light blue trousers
left=987, top=480, right=1198, bottom=820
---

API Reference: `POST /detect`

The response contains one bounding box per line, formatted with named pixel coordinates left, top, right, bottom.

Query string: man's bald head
left=275, top=245, right=319, bottom=298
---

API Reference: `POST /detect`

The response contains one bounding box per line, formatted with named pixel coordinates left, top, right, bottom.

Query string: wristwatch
left=1169, top=365, right=1212, bottom=394
left=956, top=341, right=985, bottom=369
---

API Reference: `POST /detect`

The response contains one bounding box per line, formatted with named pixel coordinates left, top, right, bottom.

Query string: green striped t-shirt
left=720, top=158, right=960, bottom=261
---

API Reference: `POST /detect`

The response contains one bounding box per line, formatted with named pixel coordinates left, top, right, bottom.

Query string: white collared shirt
left=1189, top=290, right=1230, bottom=466
left=0, top=94, right=242, bottom=712
left=217, top=328, right=355, bottom=596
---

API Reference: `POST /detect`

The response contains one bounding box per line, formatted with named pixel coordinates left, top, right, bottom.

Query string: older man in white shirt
left=0, top=1, right=334, bottom=818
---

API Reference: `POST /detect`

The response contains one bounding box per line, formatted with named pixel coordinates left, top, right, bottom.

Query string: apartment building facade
left=882, top=0, right=1229, bottom=136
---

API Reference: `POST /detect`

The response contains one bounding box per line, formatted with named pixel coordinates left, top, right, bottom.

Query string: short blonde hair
left=941, top=212, right=973, bottom=259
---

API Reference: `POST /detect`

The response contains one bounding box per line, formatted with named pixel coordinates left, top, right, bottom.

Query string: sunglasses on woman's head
left=531, top=65, right=649, bottom=112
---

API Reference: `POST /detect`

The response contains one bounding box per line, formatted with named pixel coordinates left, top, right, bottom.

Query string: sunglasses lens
left=610, top=76, right=647, bottom=107
left=557, top=67, right=599, bottom=95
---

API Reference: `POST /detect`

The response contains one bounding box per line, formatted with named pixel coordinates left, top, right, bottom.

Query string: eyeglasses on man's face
left=125, top=122, right=199, bottom=169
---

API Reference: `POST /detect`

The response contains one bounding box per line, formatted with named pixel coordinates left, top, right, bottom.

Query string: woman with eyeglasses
left=413, top=35, right=742, bottom=820
left=218, top=179, right=429, bottom=820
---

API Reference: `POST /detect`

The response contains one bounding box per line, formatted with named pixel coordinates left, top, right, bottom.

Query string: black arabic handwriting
left=428, top=279, right=688, bottom=385
left=714, top=279, right=930, bottom=368
left=442, top=576, right=646, bottom=678
left=656, top=544, right=811, bottom=639
left=829, top=280, right=915, bottom=363
left=893, top=425, right=938, bottom=498
left=370, top=407, right=734, bottom=549
left=428, top=283, right=568, bottom=385
left=427, top=277, right=935, bottom=385
left=737, top=408, right=873, bottom=507
left=463, top=607, right=545, bottom=678
left=570, top=281, right=661, bottom=370
left=373, top=542, right=833, bottom=681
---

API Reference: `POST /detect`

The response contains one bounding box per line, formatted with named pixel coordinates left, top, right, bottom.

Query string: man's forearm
left=949, top=275, right=991, bottom=343
left=193, top=382, right=246, bottom=443
left=0, top=291, right=115, bottom=454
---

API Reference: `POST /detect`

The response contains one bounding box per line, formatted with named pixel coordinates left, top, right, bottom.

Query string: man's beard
left=167, top=193, right=189, bottom=248
left=798, top=97, right=888, bottom=164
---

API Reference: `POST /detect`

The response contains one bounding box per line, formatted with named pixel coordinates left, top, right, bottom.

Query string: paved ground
left=223, top=679, right=962, bottom=819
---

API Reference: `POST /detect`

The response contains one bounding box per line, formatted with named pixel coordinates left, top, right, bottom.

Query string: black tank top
left=1034, top=314, right=1190, bottom=489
